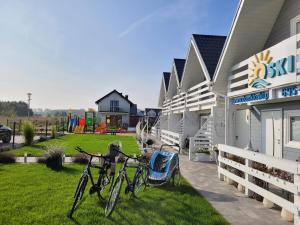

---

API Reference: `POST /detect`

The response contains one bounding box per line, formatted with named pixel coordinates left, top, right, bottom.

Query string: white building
left=95, top=90, right=137, bottom=129
left=153, top=35, right=226, bottom=160
left=212, top=0, right=300, bottom=222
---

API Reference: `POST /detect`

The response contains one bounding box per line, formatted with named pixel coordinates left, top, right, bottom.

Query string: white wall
left=212, top=106, right=226, bottom=145
left=182, top=111, right=200, bottom=139
left=181, top=43, right=206, bottom=91
left=97, top=92, right=130, bottom=113
left=168, top=113, right=183, bottom=133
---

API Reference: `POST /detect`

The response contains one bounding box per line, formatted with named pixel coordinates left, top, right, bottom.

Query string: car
left=0, top=124, right=12, bottom=143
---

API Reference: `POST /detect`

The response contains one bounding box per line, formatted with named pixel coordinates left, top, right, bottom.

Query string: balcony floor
left=179, top=154, right=291, bottom=225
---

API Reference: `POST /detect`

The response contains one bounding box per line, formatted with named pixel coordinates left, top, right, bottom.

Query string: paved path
left=179, top=154, right=291, bottom=225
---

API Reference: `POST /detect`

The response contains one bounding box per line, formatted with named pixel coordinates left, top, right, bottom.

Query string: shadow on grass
left=61, top=166, right=82, bottom=174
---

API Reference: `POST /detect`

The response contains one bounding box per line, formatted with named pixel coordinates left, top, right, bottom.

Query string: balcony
left=162, top=80, right=215, bottom=114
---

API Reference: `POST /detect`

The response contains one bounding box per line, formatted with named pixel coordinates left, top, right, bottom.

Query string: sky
left=0, top=0, right=238, bottom=110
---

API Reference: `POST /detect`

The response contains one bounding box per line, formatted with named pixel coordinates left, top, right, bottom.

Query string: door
left=261, top=110, right=282, bottom=158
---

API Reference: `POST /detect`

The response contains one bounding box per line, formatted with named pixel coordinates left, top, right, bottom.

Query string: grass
left=9, top=134, right=140, bottom=156
left=0, top=163, right=229, bottom=225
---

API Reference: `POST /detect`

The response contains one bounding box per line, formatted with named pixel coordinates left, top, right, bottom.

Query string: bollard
left=62, top=154, right=65, bottom=164
left=24, top=153, right=27, bottom=163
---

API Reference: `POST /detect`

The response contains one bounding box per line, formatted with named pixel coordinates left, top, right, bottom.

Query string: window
left=110, top=100, right=119, bottom=112
left=290, top=15, right=300, bottom=36
left=290, top=116, right=300, bottom=142
left=284, top=110, right=300, bottom=149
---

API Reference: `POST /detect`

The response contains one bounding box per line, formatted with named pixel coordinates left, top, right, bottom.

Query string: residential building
left=153, top=35, right=226, bottom=159
left=213, top=0, right=300, bottom=222
left=95, top=90, right=137, bottom=129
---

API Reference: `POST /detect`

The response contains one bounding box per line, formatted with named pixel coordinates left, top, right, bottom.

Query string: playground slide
left=74, top=125, right=84, bottom=134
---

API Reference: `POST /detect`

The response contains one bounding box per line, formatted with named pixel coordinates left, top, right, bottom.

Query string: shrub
left=72, top=153, right=89, bottom=164
left=44, top=145, right=64, bottom=171
left=22, top=121, right=35, bottom=146
left=51, top=126, right=57, bottom=139
left=0, top=153, right=16, bottom=163
left=39, top=136, right=47, bottom=142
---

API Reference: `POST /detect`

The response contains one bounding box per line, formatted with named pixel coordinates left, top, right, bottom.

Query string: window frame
left=290, top=15, right=300, bottom=36
left=110, top=100, right=119, bottom=112
left=284, top=109, right=300, bottom=149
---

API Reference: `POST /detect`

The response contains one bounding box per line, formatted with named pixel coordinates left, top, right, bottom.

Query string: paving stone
left=179, top=154, right=291, bottom=225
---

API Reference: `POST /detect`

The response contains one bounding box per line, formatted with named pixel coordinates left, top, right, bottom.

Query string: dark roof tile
left=192, top=34, right=226, bottom=78
left=173, top=58, right=185, bottom=83
left=163, top=72, right=171, bottom=91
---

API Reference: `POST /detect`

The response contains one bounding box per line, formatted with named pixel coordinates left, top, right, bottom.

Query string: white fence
left=151, top=126, right=159, bottom=138
left=218, top=144, right=300, bottom=223
left=161, top=129, right=181, bottom=146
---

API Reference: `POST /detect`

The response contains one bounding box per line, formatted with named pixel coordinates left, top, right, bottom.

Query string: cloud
left=118, top=6, right=163, bottom=38
left=118, top=0, right=209, bottom=38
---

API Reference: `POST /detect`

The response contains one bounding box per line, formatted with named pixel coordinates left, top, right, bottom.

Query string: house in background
left=95, top=90, right=138, bottom=129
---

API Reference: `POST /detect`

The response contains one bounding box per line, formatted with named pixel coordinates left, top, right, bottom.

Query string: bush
left=51, top=126, right=57, bottom=139
left=22, top=121, right=35, bottom=146
left=39, top=136, right=47, bottom=142
left=43, top=145, right=64, bottom=171
left=0, top=153, right=16, bottom=163
left=72, top=153, right=89, bottom=164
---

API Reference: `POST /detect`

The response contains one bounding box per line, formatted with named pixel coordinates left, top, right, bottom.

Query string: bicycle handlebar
left=113, top=148, right=139, bottom=160
left=75, top=146, right=105, bottom=158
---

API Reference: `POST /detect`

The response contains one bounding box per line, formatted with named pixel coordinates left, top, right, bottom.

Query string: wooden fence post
left=62, top=119, right=65, bottom=134
left=19, top=119, right=22, bottom=134
left=12, top=121, right=16, bottom=149
left=45, top=120, right=48, bottom=138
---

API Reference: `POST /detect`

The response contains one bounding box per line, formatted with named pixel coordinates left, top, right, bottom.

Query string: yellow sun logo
left=248, top=50, right=273, bottom=86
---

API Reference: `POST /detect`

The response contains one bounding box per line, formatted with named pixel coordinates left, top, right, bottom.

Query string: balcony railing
left=161, top=129, right=181, bottom=146
left=162, top=81, right=215, bottom=114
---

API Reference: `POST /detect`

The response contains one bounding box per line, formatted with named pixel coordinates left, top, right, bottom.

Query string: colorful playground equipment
left=66, top=110, right=127, bottom=134
left=95, top=122, right=107, bottom=133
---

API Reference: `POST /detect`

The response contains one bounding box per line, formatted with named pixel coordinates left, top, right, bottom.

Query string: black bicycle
left=105, top=150, right=148, bottom=217
left=68, top=146, right=119, bottom=218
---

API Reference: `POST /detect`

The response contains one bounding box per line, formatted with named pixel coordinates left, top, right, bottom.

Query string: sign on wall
left=248, top=35, right=297, bottom=91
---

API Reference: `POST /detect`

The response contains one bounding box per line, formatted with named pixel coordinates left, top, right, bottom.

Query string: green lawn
left=9, top=134, right=140, bottom=156
left=0, top=163, right=229, bottom=225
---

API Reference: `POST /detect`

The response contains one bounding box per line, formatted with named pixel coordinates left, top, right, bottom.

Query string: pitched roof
left=163, top=72, right=171, bottom=91
left=95, top=89, right=134, bottom=105
left=173, top=58, right=186, bottom=83
left=192, top=34, right=226, bottom=78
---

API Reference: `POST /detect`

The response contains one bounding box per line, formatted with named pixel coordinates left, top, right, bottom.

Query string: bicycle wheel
left=68, top=175, right=88, bottom=218
left=132, top=168, right=146, bottom=197
left=105, top=174, right=124, bottom=217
